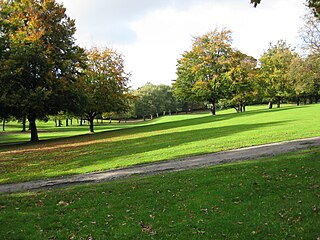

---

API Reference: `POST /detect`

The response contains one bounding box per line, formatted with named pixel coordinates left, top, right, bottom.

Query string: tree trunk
left=304, top=97, right=307, bottom=105
left=58, top=120, right=62, bottom=127
left=210, top=100, right=216, bottom=115
left=163, top=111, right=166, bottom=116
left=89, top=115, right=94, bottom=133
left=242, top=105, right=246, bottom=112
left=80, top=118, right=83, bottom=126
left=70, top=119, right=73, bottom=125
left=109, top=118, right=112, bottom=124
left=169, top=110, right=172, bottom=115
left=150, top=114, right=153, bottom=120
left=28, top=114, right=39, bottom=142
left=315, top=93, right=319, bottom=104
left=22, top=116, right=27, bottom=132
left=143, top=116, right=146, bottom=121
left=296, top=97, right=300, bottom=106
left=2, top=120, right=5, bottom=131
left=268, top=101, right=273, bottom=109
left=66, top=118, right=69, bottom=127
left=54, top=119, right=58, bottom=127
left=309, top=97, right=313, bottom=104
left=277, top=97, right=281, bottom=108
left=156, top=113, right=159, bottom=118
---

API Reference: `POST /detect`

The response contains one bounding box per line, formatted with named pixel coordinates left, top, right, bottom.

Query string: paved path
left=1, top=137, right=320, bottom=194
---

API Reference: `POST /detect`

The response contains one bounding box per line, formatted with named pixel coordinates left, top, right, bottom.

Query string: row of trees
left=173, top=8, right=320, bottom=115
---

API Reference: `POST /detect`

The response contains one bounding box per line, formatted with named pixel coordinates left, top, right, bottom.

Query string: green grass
left=0, top=148, right=319, bottom=239
left=0, top=104, right=319, bottom=184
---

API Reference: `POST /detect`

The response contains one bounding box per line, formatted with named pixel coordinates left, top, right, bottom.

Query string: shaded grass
left=0, top=148, right=319, bottom=239
left=0, top=104, right=319, bottom=184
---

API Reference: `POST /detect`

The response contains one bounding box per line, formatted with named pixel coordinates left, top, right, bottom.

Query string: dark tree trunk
left=210, top=100, right=216, bottom=115
left=309, top=97, right=313, bottom=104
left=143, top=116, right=146, bottom=121
left=315, top=94, right=319, bottom=104
left=296, top=97, right=300, bottom=106
left=22, top=116, right=27, bottom=132
left=28, top=114, right=39, bottom=142
left=80, top=118, right=83, bottom=126
left=2, top=120, right=5, bottom=131
left=66, top=119, right=69, bottom=127
left=88, top=115, right=94, bottom=133
left=304, top=97, right=307, bottom=105
left=58, top=120, right=62, bottom=127
left=109, top=118, right=112, bottom=124
left=277, top=97, right=281, bottom=108
left=54, top=119, right=58, bottom=127
left=70, top=119, right=73, bottom=125
left=242, top=105, right=246, bottom=112
left=268, top=101, right=273, bottom=109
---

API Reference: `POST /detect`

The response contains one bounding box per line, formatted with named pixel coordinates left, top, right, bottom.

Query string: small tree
left=82, top=47, right=130, bottom=132
left=259, top=40, right=296, bottom=108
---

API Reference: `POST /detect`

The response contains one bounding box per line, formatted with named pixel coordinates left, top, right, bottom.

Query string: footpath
left=1, top=137, right=320, bottom=194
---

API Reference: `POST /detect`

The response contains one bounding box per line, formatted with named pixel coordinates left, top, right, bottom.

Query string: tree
left=228, top=51, right=257, bottom=112
left=300, top=11, right=320, bottom=54
left=174, top=29, right=233, bottom=115
left=81, top=47, right=130, bottom=132
left=289, top=54, right=320, bottom=104
left=0, top=0, right=85, bottom=141
left=259, top=40, right=296, bottom=108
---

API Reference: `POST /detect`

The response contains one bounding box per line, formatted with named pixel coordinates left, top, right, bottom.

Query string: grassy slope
left=0, top=148, right=319, bottom=239
left=0, top=104, right=319, bottom=184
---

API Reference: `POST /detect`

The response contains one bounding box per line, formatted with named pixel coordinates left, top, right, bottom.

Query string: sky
left=57, top=0, right=307, bottom=88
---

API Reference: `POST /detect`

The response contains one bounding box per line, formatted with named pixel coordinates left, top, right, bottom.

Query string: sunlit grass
left=0, top=104, right=319, bottom=184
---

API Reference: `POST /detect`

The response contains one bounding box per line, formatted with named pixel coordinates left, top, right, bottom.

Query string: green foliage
left=0, top=148, right=319, bottom=239
left=134, top=83, right=178, bottom=119
left=174, top=29, right=234, bottom=115
left=81, top=47, right=131, bottom=132
left=259, top=40, right=296, bottom=108
left=0, top=0, right=85, bottom=141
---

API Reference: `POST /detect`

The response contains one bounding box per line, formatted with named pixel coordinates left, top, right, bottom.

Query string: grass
left=0, top=104, right=319, bottom=184
left=0, top=148, right=319, bottom=239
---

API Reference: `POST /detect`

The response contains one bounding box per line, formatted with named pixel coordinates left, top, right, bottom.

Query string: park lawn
left=0, top=148, right=319, bottom=239
left=0, top=104, right=319, bottom=184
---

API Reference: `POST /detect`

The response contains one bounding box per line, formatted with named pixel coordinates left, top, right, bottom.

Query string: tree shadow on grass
left=0, top=105, right=303, bottom=150
left=56, top=120, right=290, bottom=172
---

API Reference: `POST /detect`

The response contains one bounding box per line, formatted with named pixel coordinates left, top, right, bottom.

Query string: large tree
left=174, top=29, right=233, bottom=115
left=259, top=40, right=296, bottom=108
left=82, top=47, right=130, bottom=132
left=0, top=0, right=85, bottom=141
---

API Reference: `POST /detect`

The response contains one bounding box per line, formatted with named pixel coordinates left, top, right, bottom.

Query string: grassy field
left=0, top=104, right=319, bottom=184
left=0, top=148, right=319, bottom=239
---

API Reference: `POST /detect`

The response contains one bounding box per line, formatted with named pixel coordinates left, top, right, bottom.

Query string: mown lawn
left=0, top=104, right=319, bottom=184
left=0, top=148, right=319, bottom=239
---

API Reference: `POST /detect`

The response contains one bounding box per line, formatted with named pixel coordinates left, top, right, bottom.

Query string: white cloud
left=58, top=0, right=307, bottom=88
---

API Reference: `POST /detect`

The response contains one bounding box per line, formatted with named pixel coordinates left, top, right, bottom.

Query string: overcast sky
left=57, top=0, right=307, bottom=88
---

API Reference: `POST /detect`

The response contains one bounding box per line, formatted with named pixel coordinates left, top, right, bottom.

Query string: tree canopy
left=0, top=0, right=85, bottom=141
left=81, top=47, right=131, bottom=132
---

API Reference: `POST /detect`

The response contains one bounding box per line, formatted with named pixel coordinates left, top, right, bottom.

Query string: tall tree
left=228, top=51, right=257, bottom=112
left=0, top=0, right=85, bottom=141
left=174, top=29, right=233, bottom=115
left=82, top=47, right=130, bottom=132
left=259, top=40, right=296, bottom=108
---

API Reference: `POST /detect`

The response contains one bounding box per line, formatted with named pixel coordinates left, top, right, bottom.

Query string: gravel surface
left=1, top=137, right=319, bottom=194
